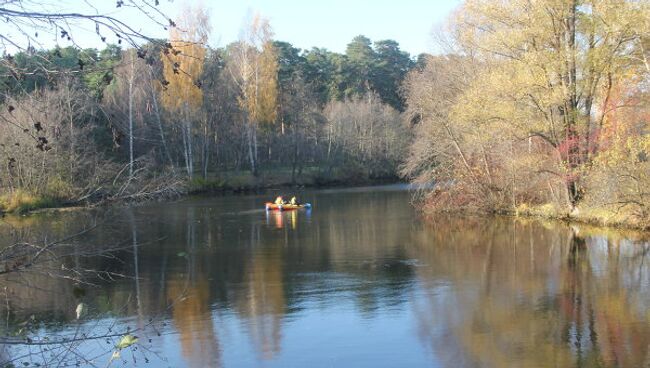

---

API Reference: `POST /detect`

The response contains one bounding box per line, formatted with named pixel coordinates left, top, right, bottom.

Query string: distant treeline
left=0, top=10, right=415, bottom=212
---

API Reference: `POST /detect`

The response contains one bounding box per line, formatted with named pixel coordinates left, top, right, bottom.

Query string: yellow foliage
left=404, top=0, right=650, bottom=221
left=0, top=190, right=57, bottom=214
left=248, top=41, right=278, bottom=124
left=160, top=4, right=210, bottom=114
left=0, top=190, right=37, bottom=212
left=231, top=13, right=279, bottom=125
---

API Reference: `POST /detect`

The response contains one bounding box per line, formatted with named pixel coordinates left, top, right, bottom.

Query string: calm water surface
left=1, top=185, right=649, bottom=367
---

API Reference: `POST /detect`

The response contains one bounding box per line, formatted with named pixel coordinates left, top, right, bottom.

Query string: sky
left=1, top=0, right=462, bottom=56
left=208, top=0, right=461, bottom=55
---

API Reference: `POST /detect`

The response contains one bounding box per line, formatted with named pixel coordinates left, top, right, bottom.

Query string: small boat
left=265, top=202, right=311, bottom=211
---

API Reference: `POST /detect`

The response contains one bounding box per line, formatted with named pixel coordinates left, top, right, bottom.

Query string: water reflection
left=410, top=217, right=650, bottom=368
left=265, top=209, right=310, bottom=230
left=0, top=188, right=648, bottom=367
left=235, top=247, right=285, bottom=359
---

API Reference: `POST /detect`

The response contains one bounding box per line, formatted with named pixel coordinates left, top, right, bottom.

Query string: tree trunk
left=291, top=127, right=298, bottom=184
left=187, top=121, right=194, bottom=179
left=246, top=116, right=257, bottom=176
left=201, top=119, right=211, bottom=180
left=150, top=72, right=175, bottom=171
left=128, top=59, right=135, bottom=179
left=563, top=0, right=580, bottom=206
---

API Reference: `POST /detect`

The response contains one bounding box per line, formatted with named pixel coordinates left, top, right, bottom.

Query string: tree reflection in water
left=0, top=190, right=648, bottom=368
left=167, top=206, right=222, bottom=368
left=409, top=217, right=650, bottom=368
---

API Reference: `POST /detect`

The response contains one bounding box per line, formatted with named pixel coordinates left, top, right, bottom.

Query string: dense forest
left=0, top=8, right=413, bottom=212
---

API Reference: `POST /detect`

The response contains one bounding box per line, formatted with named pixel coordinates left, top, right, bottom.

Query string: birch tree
left=160, top=5, right=210, bottom=179
left=107, top=49, right=148, bottom=179
left=226, top=13, right=278, bottom=176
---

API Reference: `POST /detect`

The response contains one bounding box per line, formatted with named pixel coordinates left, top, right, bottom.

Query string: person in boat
left=274, top=196, right=285, bottom=205
left=289, top=196, right=299, bottom=205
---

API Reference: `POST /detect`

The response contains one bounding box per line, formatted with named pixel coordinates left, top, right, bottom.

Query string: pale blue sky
left=208, top=0, right=461, bottom=55
left=1, top=0, right=461, bottom=56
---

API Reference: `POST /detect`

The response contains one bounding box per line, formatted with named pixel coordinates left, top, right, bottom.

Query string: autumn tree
left=226, top=13, right=278, bottom=176
left=160, top=5, right=210, bottom=179
left=404, top=0, right=650, bottom=215
left=456, top=0, right=649, bottom=205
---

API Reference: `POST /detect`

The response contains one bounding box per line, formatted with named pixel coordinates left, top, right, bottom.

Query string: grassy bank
left=515, top=203, right=649, bottom=232
left=0, top=168, right=400, bottom=215
left=0, top=190, right=63, bottom=215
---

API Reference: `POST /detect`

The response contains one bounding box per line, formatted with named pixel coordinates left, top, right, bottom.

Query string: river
left=0, top=185, right=649, bottom=367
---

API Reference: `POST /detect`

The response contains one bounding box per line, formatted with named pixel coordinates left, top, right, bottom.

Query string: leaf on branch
left=116, top=334, right=138, bottom=350
left=169, top=19, right=176, bottom=27
left=60, top=30, right=68, bottom=39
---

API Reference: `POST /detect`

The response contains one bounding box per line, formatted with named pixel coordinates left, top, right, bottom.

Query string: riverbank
left=0, top=169, right=400, bottom=215
left=188, top=168, right=399, bottom=195
left=514, top=203, right=650, bottom=233
left=0, top=190, right=64, bottom=215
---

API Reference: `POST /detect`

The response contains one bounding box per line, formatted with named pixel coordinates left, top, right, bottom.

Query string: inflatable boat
left=265, top=202, right=312, bottom=211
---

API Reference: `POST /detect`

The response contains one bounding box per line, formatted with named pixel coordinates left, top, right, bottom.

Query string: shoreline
left=6, top=182, right=648, bottom=237
left=423, top=209, right=650, bottom=239
left=1, top=176, right=402, bottom=217
left=512, top=204, right=650, bottom=233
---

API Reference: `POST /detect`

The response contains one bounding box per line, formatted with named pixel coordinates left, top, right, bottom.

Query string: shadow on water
left=0, top=185, right=648, bottom=367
